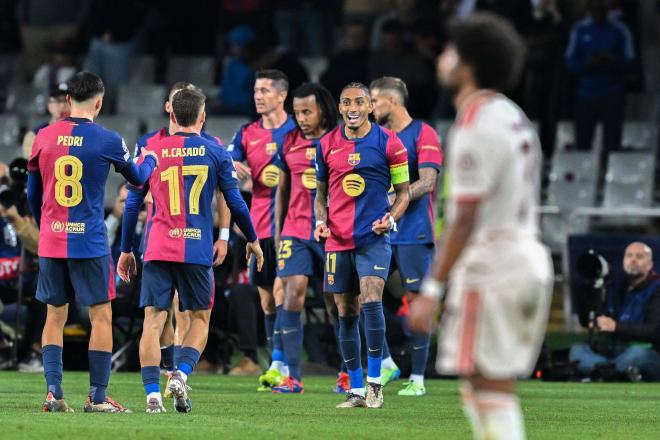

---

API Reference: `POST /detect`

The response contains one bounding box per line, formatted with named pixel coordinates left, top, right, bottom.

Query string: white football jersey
left=446, top=91, right=541, bottom=247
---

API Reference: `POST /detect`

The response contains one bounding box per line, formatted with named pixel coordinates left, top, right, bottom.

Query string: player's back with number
left=30, top=118, right=137, bottom=258
left=142, top=133, right=236, bottom=266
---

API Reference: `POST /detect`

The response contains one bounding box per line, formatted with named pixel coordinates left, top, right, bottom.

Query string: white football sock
left=366, top=376, right=381, bottom=385
left=281, top=365, right=290, bottom=377
left=460, top=381, right=483, bottom=440
left=351, top=387, right=365, bottom=397
left=381, top=356, right=397, bottom=370
left=271, top=360, right=284, bottom=371
left=409, top=374, right=424, bottom=386
left=475, top=390, right=525, bottom=440
left=176, top=370, right=188, bottom=382
left=146, top=392, right=162, bottom=403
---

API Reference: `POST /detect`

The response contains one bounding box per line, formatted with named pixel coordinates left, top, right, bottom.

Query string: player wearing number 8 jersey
left=117, top=88, right=262, bottom=413
left=27, top=72, right=159, bottom=413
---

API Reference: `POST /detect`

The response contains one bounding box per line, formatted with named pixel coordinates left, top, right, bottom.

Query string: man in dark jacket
left=570, top=242, right=660, bottom=381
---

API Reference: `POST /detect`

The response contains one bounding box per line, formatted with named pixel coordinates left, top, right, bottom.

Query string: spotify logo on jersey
left=301, top=168, right=317, bottom=190
left=261, top=165, right=281, bottom=187
left=342, top=173, right=365, bottom=197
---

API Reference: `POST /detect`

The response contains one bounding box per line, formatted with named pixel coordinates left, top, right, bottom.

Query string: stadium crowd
left=0, top=0, right=657, bottom=424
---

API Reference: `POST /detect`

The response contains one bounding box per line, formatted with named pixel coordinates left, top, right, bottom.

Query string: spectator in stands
left=32, top=40, right=77, bottom=100
left=275, top=0, right=327, bottom=56
left=370, top=0, right=420, bottom=50
left=22, top=83, right=71, bottom=159
left=213, top=25, right=259, bottom=116
left=368, top=19, right=435, bottom=118
left=570, top=242, right=660, bottom=381
left=82, top=0, right=143, bottom=112
left=320, top=20, right=370, bottom=101
left=565, top=0, right=635, bottom=153
left=17, top=0, right=85, bottom=78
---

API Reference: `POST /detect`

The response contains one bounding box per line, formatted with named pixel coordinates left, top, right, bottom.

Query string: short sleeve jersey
left=447, top=92, right=540, bottom=243
left=276, top=127, right=320, bottom=241
left=316, top=123, right=409, bottom=251
left=390, top=120, right=443, bottom=245
left=133, top=132, right=238, bottom=266
left=28, top=117, right=136, bottom=259
left=227, top=116, right=297, bottom=239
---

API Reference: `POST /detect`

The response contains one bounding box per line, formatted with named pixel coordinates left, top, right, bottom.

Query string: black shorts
left=249, top=237, right=277, bottom=288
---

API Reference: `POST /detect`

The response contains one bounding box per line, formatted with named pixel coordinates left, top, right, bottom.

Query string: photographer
left=570, top=242, right=660, bottom=381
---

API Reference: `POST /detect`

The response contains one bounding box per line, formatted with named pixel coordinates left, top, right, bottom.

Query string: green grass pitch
left=1, top=372, right=659, bottom=439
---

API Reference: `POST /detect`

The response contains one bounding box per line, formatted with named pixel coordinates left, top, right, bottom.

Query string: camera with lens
left=0, top=158, right=29, bottom=216
left=576, top=249, right=612, bottom=345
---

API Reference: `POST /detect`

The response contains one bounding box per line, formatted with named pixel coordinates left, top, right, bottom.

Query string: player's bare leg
left=358, top=276, right=386, bottom=408
left=272, top=275, right=307, bottom=393
left=462, top=373, right=522, bottom=440
left=140, top=307, right=169, bottom=413
left=41, top=304, right=73, bottom=412
left=168, top=309, right=212, bottom=413
left=334, top=293, right=367, bottom=408
left=84, top=302, right=128, bottom=413
left=258, top=280, right=289, bottom=389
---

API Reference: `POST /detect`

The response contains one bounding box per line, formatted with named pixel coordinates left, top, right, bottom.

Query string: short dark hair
left=340, top=82, right=370, bottom=99
left=67, top=71, right=104, bottom=102
left=255, top=69, right=289, bottom=92
left=293, top=83, right=339, bottom=131
left=172, top=89, right=206, bottom=127
left=447, top=12, right=526, bottom=91
left=369, top=76, right=409, bottom=105
left=169, top=81, right=201, bottom=98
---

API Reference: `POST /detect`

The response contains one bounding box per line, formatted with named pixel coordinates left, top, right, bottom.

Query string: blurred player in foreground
left=409, top=13, right=553, bottom=440
left=370, top=76, right=443, bottom=396
left=28, top=71, right=159, bottom=413
left=118, top=89, right=262, bottom=413
left=315, top=82, right=410, bottom=408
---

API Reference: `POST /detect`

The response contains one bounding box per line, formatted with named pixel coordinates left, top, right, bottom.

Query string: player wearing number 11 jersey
left=117, top=88, right=262, bottom=413
left=27, top=72, right=159, bottom=413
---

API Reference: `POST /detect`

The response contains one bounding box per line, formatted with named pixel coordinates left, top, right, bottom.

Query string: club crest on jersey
left=278, top=260, right=285, bottom=270
left=265, top=142, right=278, bottom=155
left=348, top=153, right=360, bottom=166
left=305, top=148, right=316, bottom=160
left=327, top=274, right=335, bottom=285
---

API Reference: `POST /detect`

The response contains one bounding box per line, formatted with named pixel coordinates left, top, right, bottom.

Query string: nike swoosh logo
left=282, top=329, right=298, bottom=335
left=273, top=330, right=281, bottom=335
left=289, top=144, right=308, bottom=152
left=368, top=348, right=379, bottom=353
left=373, top=265, right=386, bottom=271
left=330, top=148, right=343, bottom=155
left=412, top=345, right=426, bottom=350
left=405, top=278, right=420, bottom=284
left=344, top=358, right=355, bottom=363
left=249, top=139, right=262, bottom=146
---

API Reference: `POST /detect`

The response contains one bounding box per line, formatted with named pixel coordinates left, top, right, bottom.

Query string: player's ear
left=169, top=111, right=177, bottom=125
left=165, top=101, right=171, bottom=114
left=199, top=110, right=206, bottom=127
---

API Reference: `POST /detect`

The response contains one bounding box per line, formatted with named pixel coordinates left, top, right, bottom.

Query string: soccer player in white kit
left=409, top=13, right=553, bottom=440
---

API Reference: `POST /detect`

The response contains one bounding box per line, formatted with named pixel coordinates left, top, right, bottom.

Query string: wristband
left=218, top=228, right=230, bottom=241
left=420, top=277, right=447, bottom=301
left=315, top=220, right=325, bottom=228
left=388, top=214, right=397, bottom=232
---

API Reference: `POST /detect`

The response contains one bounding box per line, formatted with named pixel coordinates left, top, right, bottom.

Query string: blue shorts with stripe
left=36, top=255, right=115, bottom=307
left=323, top=237, right=392, bottom=294
left=391, top=243, right=434, bottom=292
left=276, top=236, right=324, bottom=278
left=141, top=261, right=215, bottom=311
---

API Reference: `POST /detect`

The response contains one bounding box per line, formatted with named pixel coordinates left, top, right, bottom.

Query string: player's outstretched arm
left=118, top=150, right=159, bottom=186
left=313, top=180, right=331, bottom=242
left=26, top=171, right=43, bottom=227
left=119, top=189, right=147, bottom=258
left=221, top=186, right=258, bottom=243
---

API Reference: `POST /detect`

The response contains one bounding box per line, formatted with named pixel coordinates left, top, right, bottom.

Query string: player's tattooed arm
left=408, top=168, right=439, bottom=201
left=275, top=171, right=291, bottom=245
left=313, top=180, right=331, bottom=241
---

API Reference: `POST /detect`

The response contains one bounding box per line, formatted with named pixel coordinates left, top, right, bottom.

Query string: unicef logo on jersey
left=51, top=221, right=65, bottom=233
left=342, top=173, right=365, bottom=197
left=169, top=228, right=183, bottom=239
left=261, top=165, right=281, bottom=188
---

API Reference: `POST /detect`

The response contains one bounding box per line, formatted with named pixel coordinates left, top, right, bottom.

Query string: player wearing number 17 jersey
left=117, top=89, right=262, bottom=413
left=26, top=72, right=159, bottom=413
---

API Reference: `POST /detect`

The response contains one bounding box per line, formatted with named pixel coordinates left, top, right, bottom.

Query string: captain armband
left=390, top=163, right=410, bottom=185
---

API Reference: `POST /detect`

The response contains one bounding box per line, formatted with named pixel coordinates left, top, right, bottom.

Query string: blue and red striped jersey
left=316, top=123, right=409, bottom=251
left=28, top=117, right=152, bottom=259
left=135, top=132, right=238, bottom=266
left=390, top=120, right=443, bottom=245
left=228, top=116, right=297, bottom=239
left=275, top=127, right=320, bottom=241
